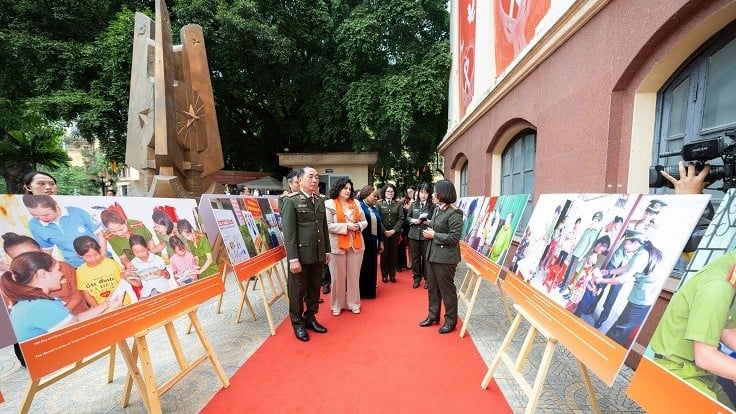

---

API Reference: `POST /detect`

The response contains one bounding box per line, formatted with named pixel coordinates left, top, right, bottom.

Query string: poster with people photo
left=629, top=189, right=736, bottom=412
left=512, top=193, right=710, bottom=350
left=459, top=194, right=530, bottom=266
left=0, top=195, right=219, bottom=345
left=199, top=195, right=283, bottom=266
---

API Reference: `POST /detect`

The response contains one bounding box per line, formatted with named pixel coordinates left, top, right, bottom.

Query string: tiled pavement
left=0, top=263, right=644, bottom=413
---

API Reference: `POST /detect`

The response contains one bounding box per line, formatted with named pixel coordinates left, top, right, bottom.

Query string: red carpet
left=202, top=269, right=512, bottom=413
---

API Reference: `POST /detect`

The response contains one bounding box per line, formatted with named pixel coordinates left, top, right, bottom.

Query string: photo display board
left=199, top=195, right=283, bottom=264
left=0, top=195, right=224, bottom=379
left=629, top=189, right=736, bottom=413
left=505, top=193, right=709, bottom=385
left=458, top=194, right=529, bottom=266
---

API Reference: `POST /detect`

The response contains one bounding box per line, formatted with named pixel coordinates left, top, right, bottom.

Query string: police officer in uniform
left=378, top=183, right=405, bottom=283
left=281, top=167, right=331, bottom=342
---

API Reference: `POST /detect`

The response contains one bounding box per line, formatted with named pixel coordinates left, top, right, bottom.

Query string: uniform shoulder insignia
left=285, top=192, right=300, bottom=198
left=316, top=193, right=326, bottom=198
left=129, top=220, right=145, bottom=228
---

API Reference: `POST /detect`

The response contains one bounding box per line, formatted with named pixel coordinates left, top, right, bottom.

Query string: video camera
left=649, top=130, right=736, bottom=191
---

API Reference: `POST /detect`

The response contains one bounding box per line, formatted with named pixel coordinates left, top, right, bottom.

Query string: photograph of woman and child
left=512, top=193, right=710, bottom=351
left=0, top=195, right=217, bottom=343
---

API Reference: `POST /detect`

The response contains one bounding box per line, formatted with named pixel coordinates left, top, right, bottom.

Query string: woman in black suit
left=357, top=186, right=383, bottom=298
left=407, top=182, right=435, bottom=289
left=419, top=179, right=463, bottom=334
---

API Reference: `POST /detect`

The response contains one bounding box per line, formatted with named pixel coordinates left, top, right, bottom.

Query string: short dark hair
left=297, top=167, right=312, bottom=178
left=358, top=185, right=375, bottom=200
left=329, top=177, right=354, bottom=200
left=417, top=182, right=432, bottom=195
left=380, top=183, right=397, bottom=199
left=286, top=170, right=298, bottom=181
left=22, top=171, right=57, bottom=194
left=433, top=179, right=457, bottom=204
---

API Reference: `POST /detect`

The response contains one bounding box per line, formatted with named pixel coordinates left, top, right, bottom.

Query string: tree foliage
left=0, top=0, right=449, bottom=190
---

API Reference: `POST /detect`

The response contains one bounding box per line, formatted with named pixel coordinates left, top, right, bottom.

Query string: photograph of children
left=513, top=193, right=710, bottom=350
left=0, top=195, right=215, bottom=343
left=465, top=197, right=496, bottom=251
left=459, top=197, right=486, bottom=240
left=484, top=194, right=529, bottom=265
left=640, top=189, right=736, bottom=411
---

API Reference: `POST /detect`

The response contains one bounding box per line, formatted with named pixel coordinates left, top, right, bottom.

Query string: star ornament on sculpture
left=176, top=91, right=207, bottom=151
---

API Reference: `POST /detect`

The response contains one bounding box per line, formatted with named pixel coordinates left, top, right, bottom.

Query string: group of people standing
left=280, top=166, right=464, bottom=342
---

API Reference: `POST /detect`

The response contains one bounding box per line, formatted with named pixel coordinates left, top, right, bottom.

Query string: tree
left=0, top=120, right=71, bottom=193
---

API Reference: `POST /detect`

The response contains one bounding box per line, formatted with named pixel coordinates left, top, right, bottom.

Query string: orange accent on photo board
left=232, top=245, right=286, bottom=282
left=0, top=390, right=4, bottom=404
left=21, top=275, right=224, bottom=381
left=494, top=0, right=551, bottom=75
left=628, top=358, right=730, bottom=413
left=245, top=198, right=263, bottom=219
left=458, top=0, right=477, bottom=117
left=502, top=271, right=627, bottom=386
left=461, top=242, right=502, bottom=283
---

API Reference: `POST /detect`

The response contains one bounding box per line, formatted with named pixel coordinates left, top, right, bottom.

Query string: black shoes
left=412, top=280, right=421, bottom=289
left=306, top=320, right=328, bottom=333
left=419, top=317, right=440, bottom=327
left=294, top=327, right=310, bottom=342
left=382, top=276, right=388, bottom=283
left=438, top=322, right=456, bottom=334
left=594, top=318, right=605, bottom=329
left=323, top=285, right=331, bottom=294
left=389, top=275, right=397, bottom=283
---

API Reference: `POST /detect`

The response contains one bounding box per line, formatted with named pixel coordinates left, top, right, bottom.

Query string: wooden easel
left=457, top=263, right=513, bottom=337
left=19, top=345, right=117, bottom=414
left=480, top=304, right=601, bottom=414
left=245, top=261, right=288, bottom=334
left=119, top=306, right=229, bottom=414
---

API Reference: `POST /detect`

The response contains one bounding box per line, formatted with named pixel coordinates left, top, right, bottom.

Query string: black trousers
left=410, top=238, right=429, bottom=282
left=287, top=261, right=323, bottom=328
left=380, top=234, right=399, bottom=277
left=426, top=262, right=458, bottom=324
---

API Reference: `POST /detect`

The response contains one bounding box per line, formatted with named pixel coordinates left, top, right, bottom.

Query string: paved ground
left=0, top=263, right=644, bottom=413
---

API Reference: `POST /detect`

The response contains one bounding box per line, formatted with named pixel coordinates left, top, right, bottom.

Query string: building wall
left=441, top=0, right=736, bottom=198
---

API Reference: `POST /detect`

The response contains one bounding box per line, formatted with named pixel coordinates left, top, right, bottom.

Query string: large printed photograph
left=512, top=193, right=709, bottom=349
left=459, top=194, right=529, bottom=265
left=199, top=195, right=283, bottom=266
left=0, top=195, right=217, bottom=344
left=635, top=189, right=736, bottom=412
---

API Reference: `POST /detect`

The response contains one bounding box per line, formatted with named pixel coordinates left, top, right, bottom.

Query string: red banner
left=458, top=0, right=477, bottom=117
left=494, top=0, right=550, bottom=75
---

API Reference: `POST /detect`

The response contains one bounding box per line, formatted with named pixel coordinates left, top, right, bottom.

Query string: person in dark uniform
left=419, top=179, right=463, bottom=334
left=378, top=184, right=405, bottom=283
left=278, top=170, right=300, bottom=212
left=357, top=186, right=384, bottom=299
left=281, top=166, right=331, bottom=342
left=407, top=182, right=435, bottom=289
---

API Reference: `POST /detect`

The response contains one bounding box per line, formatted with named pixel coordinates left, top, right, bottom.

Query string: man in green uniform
left=650, top=250, right=736, bottom=410
left=281, top=167, right=331, bottom=342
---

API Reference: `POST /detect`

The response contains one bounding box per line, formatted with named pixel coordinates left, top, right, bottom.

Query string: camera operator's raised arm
left=660, top=161, right=711, bottom=194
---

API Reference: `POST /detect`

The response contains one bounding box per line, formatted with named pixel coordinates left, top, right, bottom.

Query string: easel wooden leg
left=578, top=360, right=602, bottom=414
left=19, top=380, right=40, bottom=414
left=481, top=311, right=523, bottom=389
left=459, top=268, right=473, bottom=293
left=524, top=338, right=557, bottom=414
left=235, top=277, right=256, bottom=323
left=135, top=335, right=162, bottom=414
left=497, top=282, right=513, bottom=323
left=215, top=260, right=232, bottom=314
left=165, top=323, right=188, bottom=370
left=277, top=260, right=289, bottom=302
left=119, top=340, right=151, bottom=411
left=259, top=272, right=278, bottom=335
left=189, top=311, right=230, bottom=387
left=106, top=343, right=117, bottom=383
left=459, top=275, right=483, bottom=338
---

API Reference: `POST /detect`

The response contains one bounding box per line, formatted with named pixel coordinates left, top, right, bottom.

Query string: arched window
left=501, top=129, right=536, bottom=234
left=653, top=22, right=736, bottom=202
left=459, top=162, right=469, bottom=197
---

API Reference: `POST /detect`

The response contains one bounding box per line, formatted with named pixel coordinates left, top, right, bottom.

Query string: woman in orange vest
left=324, top=178, right=367, bottom=316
